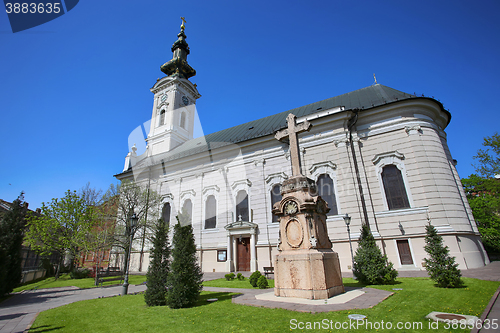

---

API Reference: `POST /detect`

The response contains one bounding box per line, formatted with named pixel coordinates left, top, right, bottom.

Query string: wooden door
left=397, top=239, right=414, bottom=265
left=237, top=237, right=250, bottom=271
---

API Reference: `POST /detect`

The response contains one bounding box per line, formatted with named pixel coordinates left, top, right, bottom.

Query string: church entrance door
left=237, top=237, right=250, bottom=271
left=397, top=239, right=413, bottom=265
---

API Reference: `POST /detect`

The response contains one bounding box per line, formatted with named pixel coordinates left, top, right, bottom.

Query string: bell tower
left=147, top=18, right=201, bottom=155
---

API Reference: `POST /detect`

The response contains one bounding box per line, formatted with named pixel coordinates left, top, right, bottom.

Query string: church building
left=114, top=23, right=489, bottom=273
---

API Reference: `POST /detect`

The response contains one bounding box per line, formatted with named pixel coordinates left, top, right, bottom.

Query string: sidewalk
left=0, top=284, right=146, bottom=333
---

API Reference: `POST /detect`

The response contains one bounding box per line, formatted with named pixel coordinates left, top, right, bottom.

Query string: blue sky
left=1, top=0, right=499, bottom=209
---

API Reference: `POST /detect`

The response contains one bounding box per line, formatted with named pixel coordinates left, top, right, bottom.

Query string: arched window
left=182, top=199, right=192, bottom=225
left=162, top=202, right=171, bottom=226
left=180, top=111, right=186, bottom=129
left=317, top=174, right=338, bottom=216
left=205, top=195, right=217, bottom=229
left=159, top=110, right=165, bottom=126
left=270, top=184, right=282, bottom=223
left=382, top=165, right=410, bottom=210
left=236, top=190, right=249, bottom=221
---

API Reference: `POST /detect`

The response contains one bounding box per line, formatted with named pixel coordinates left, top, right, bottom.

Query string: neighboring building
left=114, top=24, right=489, bottom=273
left=79, top=196, right=119, bottom=272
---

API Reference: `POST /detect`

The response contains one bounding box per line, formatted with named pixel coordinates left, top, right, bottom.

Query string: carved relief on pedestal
left=285, top=218, right=303, bottom=248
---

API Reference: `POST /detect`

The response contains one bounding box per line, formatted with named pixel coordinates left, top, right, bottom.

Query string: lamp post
left=122, top=212, right=138, bottom=295
left=343, top=213, right=354, bottom=275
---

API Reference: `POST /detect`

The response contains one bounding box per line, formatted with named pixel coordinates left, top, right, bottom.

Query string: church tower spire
left=146, top=18, right=201, bottom=156
left=160, top=17, right=196, bottom=79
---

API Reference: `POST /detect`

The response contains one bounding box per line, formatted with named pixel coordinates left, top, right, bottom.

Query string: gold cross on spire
left=180, top=17, right=186, bottom=30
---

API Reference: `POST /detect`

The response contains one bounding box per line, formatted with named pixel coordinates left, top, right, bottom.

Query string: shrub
left=166, top=211, right=203, bottom=309
left=257, top=275, right=269, bottom=289
left=237, top=273, right=244, bottom=280
left=70, top=268, right=90, bottom=279
left=353, top=224, right=398, bottom=285
left=249, top=271, right=262, bottom=287
left=225, top=273, right=235, bottom=281
left=424, top=222, right=463, bottom=288
left=145, top=218, right=170, bottom=307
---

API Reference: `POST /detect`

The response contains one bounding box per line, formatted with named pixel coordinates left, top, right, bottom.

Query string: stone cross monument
left=273, top=114, right=344, bottom=299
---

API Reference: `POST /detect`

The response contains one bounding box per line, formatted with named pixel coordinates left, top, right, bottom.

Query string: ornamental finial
left=180, top=17, right=186, bottom=31
left=373, top=73, right=378, bottom=85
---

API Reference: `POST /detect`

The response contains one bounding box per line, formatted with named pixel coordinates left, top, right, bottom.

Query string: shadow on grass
left=28, top=324, right=65, bottom=332
left=195, top=292, right=237, bottom=307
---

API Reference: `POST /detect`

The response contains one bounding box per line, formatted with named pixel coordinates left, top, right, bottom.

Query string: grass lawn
left=203, top=277, right=274, bottom=289
left=13, top=274, right=147, bottom=292
left=28, top=277, right=499, bottom=333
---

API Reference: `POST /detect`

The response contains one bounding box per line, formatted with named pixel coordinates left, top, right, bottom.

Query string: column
left=250, top=232, right=257, bottom=272
left=226, top=234, right=233, bottom=272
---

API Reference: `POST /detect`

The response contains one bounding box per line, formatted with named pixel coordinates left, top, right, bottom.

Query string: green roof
left=117, top=84, right=448, bottom=175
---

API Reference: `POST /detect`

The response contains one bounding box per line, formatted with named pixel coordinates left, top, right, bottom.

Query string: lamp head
left=343, top=213, right=351, bottom=226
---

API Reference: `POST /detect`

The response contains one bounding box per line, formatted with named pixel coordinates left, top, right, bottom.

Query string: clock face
left=285, top=201, right=298, bottom=215
left=182, top=96, right=189, bottom=105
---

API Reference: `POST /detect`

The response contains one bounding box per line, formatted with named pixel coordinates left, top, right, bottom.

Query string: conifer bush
left=257, top=275, right=269, bottom=289
left=145, top=218, right=170, bottom=307
left=0, top=193, right=27, bottom=296
left=225, top=273, right=235, bottom=281
left=352, top=224, right=398, bottom=284
left=166, top=210, right=203, bottom=309
left=424, top=222, right=463, bottom=288
left=237, top=273, right=244, bottom=280
left=249, top=270, right=262, bottom=287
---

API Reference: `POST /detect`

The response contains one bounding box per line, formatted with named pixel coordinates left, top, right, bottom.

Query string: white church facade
left=115, top=24, right=489, bottom=273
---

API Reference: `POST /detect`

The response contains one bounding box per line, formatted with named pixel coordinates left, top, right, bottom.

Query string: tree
left=25, top=190, right=95, bottom=278
left=473, top=132, right=500, bottom=178
left=166, top=209, right=203, bottom=309
left=352, top=224, right=398, bottom=285
left=462, top=132, right=500, bottom=256
left=423, top=222, right=463, bottom=288
left=109, top=180, right=161, bottom=273
left=144, top=218, right=170, bottom=306
left=462, top=175, right=500, bottom=254
left=0, top=193, right=28, bottom=296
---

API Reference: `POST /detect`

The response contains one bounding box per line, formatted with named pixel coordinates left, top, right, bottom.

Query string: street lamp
left=343, top=213, right=355, bottom=276
left=122, top=212, right=138, bottom=295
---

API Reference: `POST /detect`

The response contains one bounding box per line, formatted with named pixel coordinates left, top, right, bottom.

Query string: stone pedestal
left=274, top=249, right=344, bottom=299
left=272, top=175, right=345, bottom=299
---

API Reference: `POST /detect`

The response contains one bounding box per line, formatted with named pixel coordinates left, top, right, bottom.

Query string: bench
left=98, top=276, right=124, bottom=287
left=263, top=266, right=274, bottom=278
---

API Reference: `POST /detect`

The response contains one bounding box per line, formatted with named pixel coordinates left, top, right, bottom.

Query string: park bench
left=96, top=267, right=124, bottom=287
left=263, top=266, right=274, bottom=278
left=98, top=276, right=124, bottom=287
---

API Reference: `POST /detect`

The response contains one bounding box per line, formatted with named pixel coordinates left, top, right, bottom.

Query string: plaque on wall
left=217, top=249, right=227, bottom=262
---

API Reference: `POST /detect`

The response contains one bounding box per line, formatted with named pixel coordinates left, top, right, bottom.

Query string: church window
left=271, top=184, right=282, bottom=222
left=236, top=190, right=249, bottom=221
left=317, top=174, right=338, bottom=216
left=382, top=165, right=410, bottom=210
left=180, top=111, right=186, bottom=129
left=162, top=202, right=171, bottom=226
left=205, top=195, right=217, bottom=229
left=182, top=199, right=192, bottom=225
left=159, top=110, right=165, bottom=126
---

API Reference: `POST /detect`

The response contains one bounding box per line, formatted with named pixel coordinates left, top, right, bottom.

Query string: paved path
left=0, top=285, right=146, bottom=333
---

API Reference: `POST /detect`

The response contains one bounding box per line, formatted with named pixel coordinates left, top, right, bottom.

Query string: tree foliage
left=25, top=190, right=95, bottom=278
left=166, top=209, right=203, bottom=309
left=462, top=132, right=500, bottom=255
left=144, top=218, right=170, bottom=307
left=352, top=224, right=398, bottom=285
left=0, top=193, right=28, bottom=296
left=423, top=222, right=463, bottom=288
left=462, top=175, right=500, bottom=253
left=473, top=132, right=500, bottom=178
